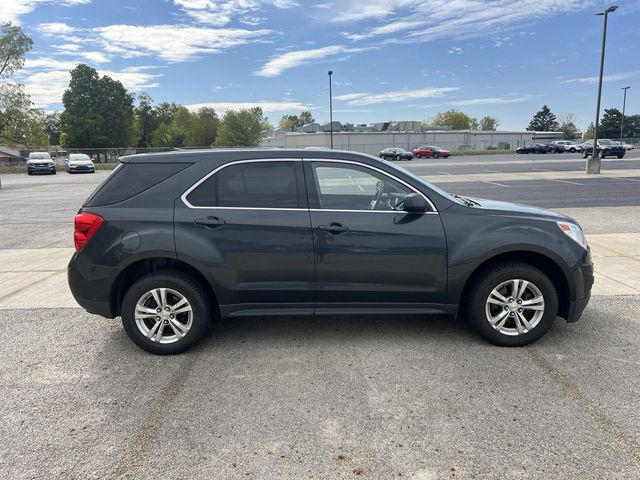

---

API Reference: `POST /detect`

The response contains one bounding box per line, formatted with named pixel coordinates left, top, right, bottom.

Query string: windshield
left=29, top=153, right=51, bottom=159
left=70, top=154, right=90, bottom=161
left=380, top=158, right=459, bottom=204
left=599, top=139, right=614, bottom=145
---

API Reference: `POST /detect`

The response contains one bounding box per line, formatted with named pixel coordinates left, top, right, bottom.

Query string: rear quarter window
left=85, top=162, right=188, bottom=206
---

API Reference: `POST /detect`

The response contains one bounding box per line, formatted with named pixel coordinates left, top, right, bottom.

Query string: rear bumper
left=565, top=251, right=594, bottom=323
left=67, top=252, right=117, bottom=318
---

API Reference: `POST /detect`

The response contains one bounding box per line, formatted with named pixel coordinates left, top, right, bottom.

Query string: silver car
left=66, top=153, right=95, bottom=174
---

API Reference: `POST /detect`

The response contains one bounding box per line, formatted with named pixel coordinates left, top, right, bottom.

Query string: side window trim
left=303, top=158, right=438, bottom=214
left=181, top=158, right=306, bottom=210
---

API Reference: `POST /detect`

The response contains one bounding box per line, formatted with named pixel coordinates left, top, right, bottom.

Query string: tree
left=299, top=110, right=314, bottom=125
left=134, top=92, right=159, bottom=148
left=624, top=114, right=640, bottom=138
left=0, top=22, right=33, bottom=78
left=60, top=64, right=134, bottom=149
left=598, top=108, right=623, bottom=139
left=583, top=122, right=594, bottom=140
left=188, top=107, right=219, bottom=147
left=0, top=83, right=48, bottom=148
left=479, top=116, right=499, bottom=131
left=429, top=109, right=472, bottom=130
left=155, top=102, right=179, bottom=125
left=215, top=107, right=270, bottom=147
left=527, top=105, right=559, bottom=131
left=44, top=112, right=61, bottom=145
left=469, top=117, right=479, bottom=130
left=278, top=114, right=298, bottom=131
left=558, top=113, right=579, bottom=140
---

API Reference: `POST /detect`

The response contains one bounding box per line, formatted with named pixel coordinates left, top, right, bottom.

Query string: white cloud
left=0, top=0, right=91, bottom=23
left=448, top=46, right=463, bottom=55
left=23, top=70, right=71, bottom=106
left=562, top=72, right=637, bottom=84
left=334, top=86, right=458, bottom=106
left=38, top=22, right=75, bottom=35
left=173, top=0, right=298, bottom=26
left=96, top=25, right=271, bottom=62
left=185, top=101, right=311, bottom=113
left=449, top=96, right=532, bottom=106
left=256, top=45, right=369, bottom=77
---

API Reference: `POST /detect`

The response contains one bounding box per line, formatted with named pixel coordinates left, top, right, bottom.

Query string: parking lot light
left=328, top=70, right=334, bottom=149
left=587, top=5, right=619, bottom=174
left=620, top=86, right=630, bottom=145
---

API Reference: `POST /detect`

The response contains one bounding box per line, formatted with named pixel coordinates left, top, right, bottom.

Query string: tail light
left=74, top=212, right=104, bottom=251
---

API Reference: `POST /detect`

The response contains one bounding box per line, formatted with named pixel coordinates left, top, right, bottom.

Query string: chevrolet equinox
left=67, top=150, right=593, bottom=354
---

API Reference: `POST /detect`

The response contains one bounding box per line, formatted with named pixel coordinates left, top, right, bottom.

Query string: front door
left=304, top=159, right=448, bottom=314
left=174, top=159, right=315, bottom=317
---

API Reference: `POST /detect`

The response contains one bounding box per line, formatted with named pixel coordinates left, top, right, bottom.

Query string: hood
left=27, top=158, right=53, bottom=163
left=471, top=197, right=573, bottom=222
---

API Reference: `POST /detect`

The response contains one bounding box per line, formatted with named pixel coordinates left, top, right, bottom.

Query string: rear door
left=304, top=159, right=448, bottom=314
left=174, top=159, right=316, bottom=317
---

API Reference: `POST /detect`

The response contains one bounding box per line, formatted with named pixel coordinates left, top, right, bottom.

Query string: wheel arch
left=457, top=250, right=571, bottom=320
left=110, top=257, right=219, bottom=319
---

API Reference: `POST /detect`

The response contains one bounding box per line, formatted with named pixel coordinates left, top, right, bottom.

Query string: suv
left=27, top=152, right=56, bottom=175
left=551, top=140, right=581, bottom=153
left=580, top=139, right=625, bottom=159
left=68, top=150, right=593, bottom=354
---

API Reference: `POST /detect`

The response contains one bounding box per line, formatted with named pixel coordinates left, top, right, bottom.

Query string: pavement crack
left=111, top=353, right=198, bottom=479
left=526, top=348, right=640, bottom=465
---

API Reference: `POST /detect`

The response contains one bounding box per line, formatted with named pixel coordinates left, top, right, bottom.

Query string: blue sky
left=6, top=0, right=640, bottom=130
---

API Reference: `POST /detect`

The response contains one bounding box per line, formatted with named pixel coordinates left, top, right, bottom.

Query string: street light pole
left=587, top=5, right=618, bottom=174
left=328, top=70, right=333, bottom=149
left=620, top=86, right=630, bottom=144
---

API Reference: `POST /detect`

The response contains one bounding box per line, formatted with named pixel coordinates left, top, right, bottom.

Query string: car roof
left=119, top=148, right=384, bottom=165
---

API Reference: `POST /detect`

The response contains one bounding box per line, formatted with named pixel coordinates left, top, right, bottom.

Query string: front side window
left=311, top=162, right=411, bottom=211
left=186, top=161, right=299, bottom=208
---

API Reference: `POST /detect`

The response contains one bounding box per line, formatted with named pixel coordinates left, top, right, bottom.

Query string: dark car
left=26, top=152, right=56, bottom=175
left=412, top=146, right=450, bottom=158
left=379, top=148, right=413, bottom=161
left=68, top=149, right=593, bottom=354
left=516, top=143, right=550, bottom=154
left=580, top=139, right=625, bottom=159
left=545, top=143, right=565, bottom=154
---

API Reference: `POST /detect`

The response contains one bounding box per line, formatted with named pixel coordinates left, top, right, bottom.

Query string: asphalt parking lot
left=1, top=152, right=640, bottom=479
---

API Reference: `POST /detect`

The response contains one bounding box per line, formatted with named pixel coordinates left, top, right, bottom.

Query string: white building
left=260, top=130, right=561, bottom=155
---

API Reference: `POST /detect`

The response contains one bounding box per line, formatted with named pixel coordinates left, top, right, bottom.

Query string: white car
left=26, top=152, right=56, bottom=175
left=66, top=153, right=95, bottom=173
left=613, top=141, right=634, bottom=151
left=551, top=140, right=582, bottom=153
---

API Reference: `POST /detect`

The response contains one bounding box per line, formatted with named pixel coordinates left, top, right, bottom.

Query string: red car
left=412, top=145, right=450, bottom=158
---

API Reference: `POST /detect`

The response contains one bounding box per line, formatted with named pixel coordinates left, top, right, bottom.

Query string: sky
left=4, top=0, right=640, bottom=131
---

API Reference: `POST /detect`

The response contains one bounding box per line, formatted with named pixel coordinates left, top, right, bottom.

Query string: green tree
left=583, top=122, right=594, bottom=140
left=0, top=84, right=48, bottom=147
left=155, top=102, right=179, bottom=125
left=429, top=109, right=472, bottom=130
left=558, top=113, right=579, bottom=140
left=469, top=117, right=479, bottom=130
left=60, top=64, right=134, bottom=149
left=134, top=92, right=159, bottom=148
left=278, top=114, right=298, bottom=131
left=187, top=107, right=219, bottom=147
left=624, top=114, right=640, bottom=138
left=44, top=112, right=61, bottom=145
left=527, top=105, right=559, bottom=131
left=299, top=110, right=315, bottom=125
left=479, top=116, right=499, bottom=131
left=215, top=107, right=269, bottom=147
left=0, top=22, right=33, bottom=78
left=598, top=108, right=623, bottom=139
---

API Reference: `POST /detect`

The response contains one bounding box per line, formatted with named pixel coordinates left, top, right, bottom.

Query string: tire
left=569, top=148, right=576, bottom=153
left=416, top=153, right=421, bottom=158
left=582, top=151, right=588, bottom=159
left=27, top=170, right=32, bottom=175
left=617, top=155, right=623, bottom=159
left=52, top=170, right=57, bottom=175
left=395, top=154, right=401, bottom=161
left=433, top=152, right=439, bottom=159
left=466, top=262, right=558, bottom=347
left=121, top=270, right=213, bottom=355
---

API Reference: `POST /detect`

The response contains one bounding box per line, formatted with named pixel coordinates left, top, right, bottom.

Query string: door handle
left=194, top=216, right=226, bottom=228
left=317, top=222, right=349, bottom=234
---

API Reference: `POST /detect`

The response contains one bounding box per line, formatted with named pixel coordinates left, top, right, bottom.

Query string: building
left=260, top=130, right=562, bottom=155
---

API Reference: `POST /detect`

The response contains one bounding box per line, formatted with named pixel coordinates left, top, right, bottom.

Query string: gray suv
left=68, top=150, right=593, bottom=354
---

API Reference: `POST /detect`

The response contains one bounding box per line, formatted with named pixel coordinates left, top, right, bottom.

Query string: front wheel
left=416, top=153, right=421, bottom=158
left=121, top=270, right=213, bottom=354
left=466, top=262, right=558, bottom=347
left=617, top=155, right=624, bottom=159
left=433, top=152, right=439, bottom=159
left=395, top=154, right=401, bottom=161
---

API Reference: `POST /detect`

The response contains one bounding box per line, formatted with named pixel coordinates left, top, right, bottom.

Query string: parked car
left=580, top=139, right=625, bottom=159
left=551, top=140, right=582, bottom=153
left=26, top=152, right=56, bottom=175
left=612, top=141, right=634, bottom=150
left=545, top=143, right=565, bottom=154
left=68, top=149, right=593, bottom=354
left=412, top=145, right=450, bottom=158
left=379, top=147, right=413, bottom=161
left=66, top=153, right=95, bottom=173
left=516, top=143, right=550, bottom=154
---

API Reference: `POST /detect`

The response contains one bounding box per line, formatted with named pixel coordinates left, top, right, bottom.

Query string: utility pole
left=328, top=70, right=334, bottom=149
left=620, top=86, right=630, bottom=145
left=587, top=5, right=618, bottom=174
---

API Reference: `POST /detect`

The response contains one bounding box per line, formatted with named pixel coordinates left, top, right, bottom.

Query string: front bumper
left=28, top=164, right=56, bottom=173
left=566, top=250, right=594, bottom=323
left=68, top=164, right=95, bottom=172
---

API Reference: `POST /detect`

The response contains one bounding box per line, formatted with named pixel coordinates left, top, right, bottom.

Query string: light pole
left=620, top=86, right=630, bottom=144
left=587, top=5, right=618, bottom=174
left=328, top=70, right=333, bottom=149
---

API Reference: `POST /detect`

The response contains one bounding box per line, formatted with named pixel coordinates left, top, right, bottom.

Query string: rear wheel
left=395, top=154, right=401, bottom=161
left=617, top=154, right=624, bottom=159
left=121, top=270, right=213, bottom=354
left=416, top=153, right=422, bottom=158
left=433, top=152, right=439, bottom=159
left=466, top=262, right=558, bottom=346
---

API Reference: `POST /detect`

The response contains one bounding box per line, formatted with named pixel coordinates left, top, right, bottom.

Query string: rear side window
left=85, top=163, right=187, bottom=206
left=186, top=161, right=299, bottom=208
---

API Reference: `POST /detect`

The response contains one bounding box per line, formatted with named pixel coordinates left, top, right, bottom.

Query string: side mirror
left=402, top=193, right=428, bottom=213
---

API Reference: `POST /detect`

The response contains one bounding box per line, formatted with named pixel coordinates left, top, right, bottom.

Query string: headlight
left=557, top=221, right=588, bottom=249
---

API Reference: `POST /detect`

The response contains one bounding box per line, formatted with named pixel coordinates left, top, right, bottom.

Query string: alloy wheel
left=484, top=279, right=545, bottom=336
left=134, top=288, right=193, bottom=344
